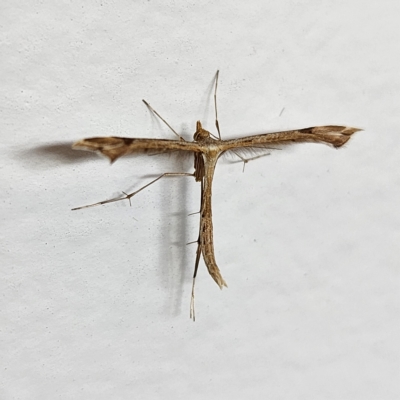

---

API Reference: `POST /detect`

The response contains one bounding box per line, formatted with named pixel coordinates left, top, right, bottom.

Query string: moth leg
left=72, top=172, right=194, bottom=210
left=232, top=151, right=270, bottom=172
left=190, top=237, right=202, bottom=321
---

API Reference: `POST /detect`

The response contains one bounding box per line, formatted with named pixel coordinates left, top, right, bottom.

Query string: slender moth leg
left=72, top=172, right=194, bottom=210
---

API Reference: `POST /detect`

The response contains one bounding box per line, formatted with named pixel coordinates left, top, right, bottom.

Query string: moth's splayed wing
left=72, top=137, right=200, bottom=163
left=220, top=126, right=361, bottom=152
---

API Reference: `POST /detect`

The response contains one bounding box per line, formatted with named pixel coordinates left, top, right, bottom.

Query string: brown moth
left=72, top=71, right=360, bottom=320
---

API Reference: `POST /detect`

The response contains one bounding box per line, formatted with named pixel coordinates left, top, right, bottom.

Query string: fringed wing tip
left=215, top=276, right=228, bottom=289
left=341, top=126, right=363, bottom=136
left=72, top=138, right=125, bottom=163
left=333, top=126, right=362, bottom=148
left=304, top=126, right=361, bottom=148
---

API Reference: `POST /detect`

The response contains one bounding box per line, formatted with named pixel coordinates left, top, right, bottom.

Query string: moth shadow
left=157, top=156, right=193, bottom=318
left=108, top=158, right=193, bottom=318
left=17, top=142, right=152, bottom=170
left=16, top=142, right=99, bottom=169
left=198, top=72, right=218, bottom=126
left=23, top=141, right=192, bottom=316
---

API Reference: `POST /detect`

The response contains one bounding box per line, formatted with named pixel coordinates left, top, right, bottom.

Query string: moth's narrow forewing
left=72, top=137, right=201, bottom=163
left=219, top=126, right=361, bottom=153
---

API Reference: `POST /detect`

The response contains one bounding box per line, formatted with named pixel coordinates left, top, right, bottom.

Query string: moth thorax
left=193, top=120, right=211, bottom=141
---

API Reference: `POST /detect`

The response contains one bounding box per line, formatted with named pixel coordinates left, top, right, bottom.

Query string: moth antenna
left=214, top=70, right=222, bottom=140
left=142, top=99, right=185, bottom=141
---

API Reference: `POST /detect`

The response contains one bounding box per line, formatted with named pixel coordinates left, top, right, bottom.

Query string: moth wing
left=73, top=137, right=199, bottom=163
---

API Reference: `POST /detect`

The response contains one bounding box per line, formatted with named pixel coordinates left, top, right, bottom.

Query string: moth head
left=193, top=121, right=211, bottom=141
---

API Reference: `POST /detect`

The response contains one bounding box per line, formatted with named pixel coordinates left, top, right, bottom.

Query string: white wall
left=1, top=1, right=398, bottom=399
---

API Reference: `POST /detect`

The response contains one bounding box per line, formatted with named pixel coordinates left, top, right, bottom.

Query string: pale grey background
left=1, top=1, right=399, bottom=399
